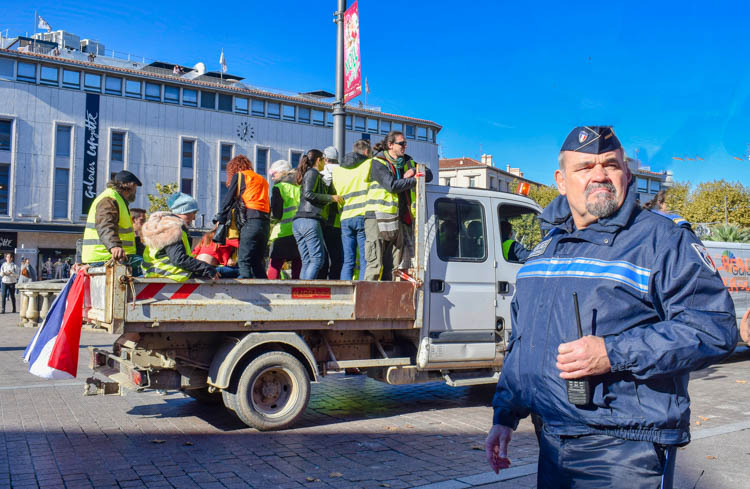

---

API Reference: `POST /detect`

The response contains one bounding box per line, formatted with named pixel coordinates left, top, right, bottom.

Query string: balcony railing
left=16, top=280, right=67, bottom=328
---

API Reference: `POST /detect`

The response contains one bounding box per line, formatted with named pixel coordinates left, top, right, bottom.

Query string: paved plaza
left=1, top=315, right=749, bottom=489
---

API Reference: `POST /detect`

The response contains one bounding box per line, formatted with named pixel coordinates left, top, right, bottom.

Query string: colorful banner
left=344, top=1, right=361, bottom=103
left=82, top=93, right=100, bottom=214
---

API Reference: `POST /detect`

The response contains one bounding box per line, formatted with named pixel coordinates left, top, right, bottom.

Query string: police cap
left=561, top=126, right=622, bottom=154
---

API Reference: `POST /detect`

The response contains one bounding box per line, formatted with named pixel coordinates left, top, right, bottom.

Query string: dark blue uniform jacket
left=492, top=181, right=737, bottom=445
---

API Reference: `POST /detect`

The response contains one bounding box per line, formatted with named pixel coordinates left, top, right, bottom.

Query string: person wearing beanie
left=140, top=193, right=217, bottom=281
left=267, top=160, right=302, bottom=279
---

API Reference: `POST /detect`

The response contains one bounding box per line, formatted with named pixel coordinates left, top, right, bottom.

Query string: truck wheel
left=185, top=388, right=222, bottom=405
left=234, top=351, right=310, bottom=431
left=222, top=390, right=237, bottom=412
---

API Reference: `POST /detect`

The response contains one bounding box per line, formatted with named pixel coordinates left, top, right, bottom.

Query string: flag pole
left=33, top=10, right=37, bottom=53
left=332, top=0, right=347, bottom=162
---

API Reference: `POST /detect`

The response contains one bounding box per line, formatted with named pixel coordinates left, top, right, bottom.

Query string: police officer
left=81, top=170, right=142, bottom=273
left=485, top=126, right=737, bottom=488
left=141, top=193, right=218, bottom=281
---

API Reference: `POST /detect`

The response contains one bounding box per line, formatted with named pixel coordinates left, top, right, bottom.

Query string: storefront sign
left=82, top=93, right=100, bottom=214
left=0, top=232, right=17, bottom=251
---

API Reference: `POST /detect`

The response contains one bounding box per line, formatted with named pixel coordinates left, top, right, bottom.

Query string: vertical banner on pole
left=343, top=0, right=361, bottom=103
left=82, top=93, right=100, bottom=214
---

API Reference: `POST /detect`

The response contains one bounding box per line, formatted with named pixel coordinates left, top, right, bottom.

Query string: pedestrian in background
left=293, top=149, right=343, bottom=280
left=319, top=146, right=344, bottom=279
left=217, top=155, right=270, bottom=279
left=1, top=253, right=18, bottom=313
left=267, top=159, right=302, bottom=280
left=334, top=139, right=372, bottom=280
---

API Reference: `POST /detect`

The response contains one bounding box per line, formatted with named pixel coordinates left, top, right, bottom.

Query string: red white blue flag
left=23, top=273, right=88, bottom=379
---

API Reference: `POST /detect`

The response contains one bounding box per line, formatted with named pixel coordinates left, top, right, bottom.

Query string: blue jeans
left=1, top=282, right=15, bottom=313
left=292, top=218, right=327, bottom=280
left=216, top=266, right=240, bottom=278
left=340, top=216, right=366, bottom=280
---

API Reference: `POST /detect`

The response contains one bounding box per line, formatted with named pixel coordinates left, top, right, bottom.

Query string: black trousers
left=318, top=226, right=343, bottom=280
left=238, top=218, right=269, bottom=279
left=536, top=424, right=676, bottom=489
left=1, top=282, right=15, bottom=312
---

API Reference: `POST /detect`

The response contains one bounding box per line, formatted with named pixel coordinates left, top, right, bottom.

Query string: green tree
left=663, top=181, right=691, bottom=218
left=685, top=180, right=750, bottom=227
left=709, top=224, right=750, bottom=243
left=147, top=183, right=179, bottom=213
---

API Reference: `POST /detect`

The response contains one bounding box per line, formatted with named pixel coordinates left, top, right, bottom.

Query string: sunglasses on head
left=393, top=141, right=407, bottom=147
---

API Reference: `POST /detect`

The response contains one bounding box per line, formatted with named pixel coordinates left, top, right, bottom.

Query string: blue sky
left=3, top=1, right=749, bottom=186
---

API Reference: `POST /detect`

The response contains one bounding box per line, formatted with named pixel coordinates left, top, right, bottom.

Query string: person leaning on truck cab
left=364, top=131, right=432, bottom=281
left=217, top=155, right=271, bottom=279
left=141, top=193, right=218, bottom=281
left=81, top=170, right=142, bottom=274
left=485, top=126, right=737, bottom=488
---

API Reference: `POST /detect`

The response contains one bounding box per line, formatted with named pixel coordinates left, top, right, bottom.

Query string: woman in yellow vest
left=141, top=193, right=218, bottom=281
left=81, top=170, right=142, bottom=274
left=267, top=159, right=301, bottom=279
left=216, top=155, right=270, bottom=279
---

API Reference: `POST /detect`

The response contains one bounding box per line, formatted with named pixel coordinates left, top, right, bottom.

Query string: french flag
left=23, top=272, right=89, bottom=379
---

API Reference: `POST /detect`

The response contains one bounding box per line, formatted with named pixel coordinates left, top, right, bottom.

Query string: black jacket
left=271, top=171, right=298, bottom=220
left=294, top=168, right=334, bottom=220
left=367, top=152, right=433, bottom=219
left=159, top=233, right=217, bottom=279
left=342, top=151, right=369, bottom=169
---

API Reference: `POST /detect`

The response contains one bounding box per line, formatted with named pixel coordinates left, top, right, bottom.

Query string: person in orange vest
left=217, top=155, right=270, bottom=278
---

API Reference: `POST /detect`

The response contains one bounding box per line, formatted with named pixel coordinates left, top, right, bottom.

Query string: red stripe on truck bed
left=135, top=283, right=166, bottom=301
left=170, top=283, right=201, bottom=300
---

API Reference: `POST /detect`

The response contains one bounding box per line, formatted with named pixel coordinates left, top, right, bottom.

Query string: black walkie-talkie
left=566, top=292, right=590, bottom=406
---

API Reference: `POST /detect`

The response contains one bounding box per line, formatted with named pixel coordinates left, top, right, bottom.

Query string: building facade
left=627, top=157, right=673, bottom=205
left=0, top=31, right=440, bottom=273
left=438, top=155, right=541, bottom=192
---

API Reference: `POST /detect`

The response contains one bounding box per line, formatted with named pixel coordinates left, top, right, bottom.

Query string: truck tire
left=234, top=351, right=310, bottom=431
left=185, top=388, right=223, bottom=405
left=222, top=390, right=238, bottom=412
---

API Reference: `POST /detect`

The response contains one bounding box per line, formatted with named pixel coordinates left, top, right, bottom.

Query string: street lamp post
left=332, top=0, right=347, bottom=160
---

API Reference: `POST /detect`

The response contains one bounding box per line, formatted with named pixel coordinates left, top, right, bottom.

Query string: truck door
left=424, top=193, right=497, bottom=361
left=493, top=201, right=541, bottom=343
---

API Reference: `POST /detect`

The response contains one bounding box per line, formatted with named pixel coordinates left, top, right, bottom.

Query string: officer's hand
left=557, top=335, right=611, bottom=379
left=740, top=308, right=750, bottom=344
left=110, top=247, right=125, bottom=261
left=403, top=168, right=416, bottom=178
left=485, top=424, right=512, bottom=473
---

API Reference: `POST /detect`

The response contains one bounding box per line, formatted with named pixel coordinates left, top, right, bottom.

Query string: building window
left=53, top=168, right=69, bottom=219
left=0, top=120, right=11, bottom=151
left=200, top=91, right=216, bottom=109
left=164, top=85, right=180, bottom=104
left=298, top=107, right=311, bottom=124
left=218, top=94, right=233, bottom=112
left=125, top=79, right=141, bottom=98
left=468, top=176, right=477, bottom=188
left=62, top=69, right=80, bottom=88
left=256, top=147, right=269, bottom=177
left=637, top=177, right=648, bottom=193
left=145, top=82, right=161, bottom=101
left=435, top=198, right=486, bottom=262
left=367, top=118, right=378, bottom=134
left=345, top=115, right=352, bottom=130
left=405, top=124, right=415, bottom=139
left=326, top=112, right=334, bottom=127
left=235, top=97, right=248, bottom=114
left=0, top=165, right=10, bottom=215
left=354, top=116, right=365, bottom=131
left=417, top=127, right=427, bottom=141
left=393, top=122, right=403, bottom=133
left=381, top=120, right=391, bottom=134
left=267, top=103, right=280, bottom=119
left=251, top=99, right=265, bottom=116
left=0, top=58, right=12, bottom=79
left=312, top=110, right=324, bottom=126
left=182, top=88, right=197, bottom=106
left=220, top=143, right=233, bottom=172
left=55, top=125, right=72, bottom=158
left=282, top=105, right=295, bottom=121
left=489, top=177, right=495, bottom=190
left=105, top=76, right=122, bottom=95
left=182, top=139, right=194, bottom=168
left=290, top=151, right=302, bottom=169
left=429, top=128, right=436, bottom=143
left=181, top=178, right=193, bottom=196
left=17, top=62, right=36, bottom=82
left=40, top=65, right=59, bottom=86
left=111, top=132, right=125, bottom=162
left=650, top=180, right=660, bottom=194
left=84, top=73, right=101, bottom=92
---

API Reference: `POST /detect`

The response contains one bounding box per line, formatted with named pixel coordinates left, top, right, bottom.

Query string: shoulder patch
left=527, top=238, right=552, bottom=259
left=691, top=243, right=717, bottom=273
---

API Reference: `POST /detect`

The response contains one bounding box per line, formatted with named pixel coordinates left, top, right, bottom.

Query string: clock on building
left=236, top=121, right=254, bottom=142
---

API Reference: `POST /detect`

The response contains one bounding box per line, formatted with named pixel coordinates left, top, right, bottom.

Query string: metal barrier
left=16, top=280, right=67, bottom=328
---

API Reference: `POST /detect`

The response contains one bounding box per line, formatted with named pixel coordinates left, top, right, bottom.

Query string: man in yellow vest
left=81, top=170, right=142, bottom=273
left=332, top=139, right=372, bottom=280
left=499, top=221, right=531, bottom=263
left=365, top=131, right=432, bottom=281
left=141, top=193, right=218, bottom=281
left=267, top=160, right=301, bottom=279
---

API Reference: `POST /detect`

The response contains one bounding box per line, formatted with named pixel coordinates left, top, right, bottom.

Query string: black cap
left=113, top=170, right=142, bottom=186
left=560, top=126, right=622, bottom=154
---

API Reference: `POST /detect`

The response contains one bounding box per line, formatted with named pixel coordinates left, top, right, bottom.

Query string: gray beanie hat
left=167, top=192, right=199, bottom=215
left=323, top=146, right=339, bottom=163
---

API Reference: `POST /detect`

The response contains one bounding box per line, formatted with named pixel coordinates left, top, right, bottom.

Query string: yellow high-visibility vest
left=81, top=188, right=136, bottom=263
left=143, top=230, right=193, bottom=282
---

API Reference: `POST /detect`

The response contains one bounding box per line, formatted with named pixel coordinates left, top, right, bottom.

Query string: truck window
left=436, top=198, right=487, bottom=262
left=498, top=204, right=540, bottom=263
